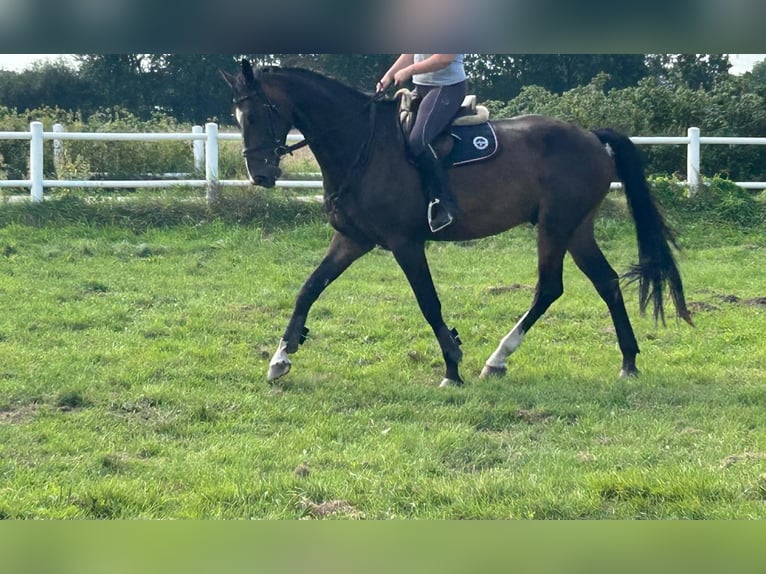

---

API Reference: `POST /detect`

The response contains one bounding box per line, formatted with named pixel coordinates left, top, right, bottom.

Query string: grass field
left=0, top=189, right=765, bottom=519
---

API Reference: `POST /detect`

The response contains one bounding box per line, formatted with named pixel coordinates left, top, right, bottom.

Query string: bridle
left=233, top=78, right=383, bottom=201
left=233, top=91, right=308, bottom=161
left=234, top=83, right=387, bottom=161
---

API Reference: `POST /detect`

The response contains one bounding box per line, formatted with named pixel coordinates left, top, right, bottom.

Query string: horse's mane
left=255, top=65, right=380, bottom=104
left=231, top=63, right=398, bottom=113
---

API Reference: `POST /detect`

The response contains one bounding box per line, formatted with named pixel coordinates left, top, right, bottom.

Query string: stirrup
left=428, top=198, right=454, bottom=232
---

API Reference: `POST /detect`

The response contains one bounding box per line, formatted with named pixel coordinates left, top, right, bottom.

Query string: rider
left=376, top=54, right=468, bottom=232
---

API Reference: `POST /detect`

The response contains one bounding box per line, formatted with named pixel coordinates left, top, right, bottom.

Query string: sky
left=0, top=53, right=77, bottom=70
left=0, top=53, right=765, bottom=74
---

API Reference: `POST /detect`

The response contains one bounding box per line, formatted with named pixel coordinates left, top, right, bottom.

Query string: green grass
left=0, top=191, right=765, bottom=519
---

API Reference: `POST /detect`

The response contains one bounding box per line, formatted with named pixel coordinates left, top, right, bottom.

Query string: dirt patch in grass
left=689, top=301, right=719, bottom=312
left=300, top=498, right=360, bottom=519
left=714, top=294, right=766, bottom=307
left=720, top=452, right=766, bottom=469
left=487, top=284, right=534, bottom=295
left=294, top=463, right=311, bottom=477
left=688, top=294, right=766, bottom=313
left=515, top=409, right=554, bottom=424
left=0, top=403, right=40, bottom=424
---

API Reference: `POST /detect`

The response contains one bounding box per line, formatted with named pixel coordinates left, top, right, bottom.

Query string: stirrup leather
left=428, top=198, right=454, bottom=232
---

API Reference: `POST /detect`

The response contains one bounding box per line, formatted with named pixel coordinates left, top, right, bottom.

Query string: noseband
left=233, top=91, right=308, bottom=160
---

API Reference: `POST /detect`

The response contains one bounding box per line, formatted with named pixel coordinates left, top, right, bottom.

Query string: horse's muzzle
left=250, top=174, right=277, bottom=188
left=246, top=163, right=281, bottom=188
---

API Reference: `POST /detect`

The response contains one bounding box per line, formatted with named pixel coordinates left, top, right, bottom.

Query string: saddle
left=396, top=89, right=498, bottom=166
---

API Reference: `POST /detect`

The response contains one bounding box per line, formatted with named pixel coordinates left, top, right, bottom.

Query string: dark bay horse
left=222, top=59, right=692, bottom=387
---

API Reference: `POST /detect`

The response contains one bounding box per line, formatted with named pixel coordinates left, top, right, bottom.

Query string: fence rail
left=2, top=122, right=766, bottom=203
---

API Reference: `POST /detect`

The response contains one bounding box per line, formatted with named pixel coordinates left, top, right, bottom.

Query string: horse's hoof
left=480, top=364, right=506, bottom=378
left=619, top=367, right=639, bottom=378
left=439, top=378, right=462, bottom=388
left=268, top=359, right=292, bottom=382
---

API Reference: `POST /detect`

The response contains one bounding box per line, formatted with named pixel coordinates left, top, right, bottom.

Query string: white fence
left=1, top=122, right=766, bottom=203
left=0, top=122, right=317, bottom=203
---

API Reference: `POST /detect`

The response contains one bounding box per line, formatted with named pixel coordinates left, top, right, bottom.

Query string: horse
left=221, top=59, right=693, bottom=388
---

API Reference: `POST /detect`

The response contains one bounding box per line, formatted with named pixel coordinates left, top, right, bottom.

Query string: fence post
left=192, top=125, right=204, bottom=173
left=686, top=127, right=700, bottom=196
left=205, top=122, right=220, bottom=203
left=29, top=121, right=44, bottom=202
left=52, top=123, right=64, bottom=177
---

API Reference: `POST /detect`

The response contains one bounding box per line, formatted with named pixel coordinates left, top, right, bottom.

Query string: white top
left=412, top=54, right=467, bottom=86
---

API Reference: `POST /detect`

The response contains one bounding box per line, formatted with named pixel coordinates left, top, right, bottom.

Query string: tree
left=746, top=59, right=766, bottom=96
left=75, top=54, right=247, bottom=123
left=151, top=55, right=241, bottom=124
left=464, top=55, right=521, bottom=102
left=266, top=54, right=650, bottom=102
left=76, top=55, right=154, bottom=118
left=673, top=54, right=731, bottom=90
left=464, top=54, right=648, bottom=101
left=645, top=54, right=732, bottom=90
left=0, top=61, right=95, bottom=115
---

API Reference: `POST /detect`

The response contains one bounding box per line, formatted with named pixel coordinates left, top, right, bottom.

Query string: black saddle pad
left=447, top=123, right=499, bottom=167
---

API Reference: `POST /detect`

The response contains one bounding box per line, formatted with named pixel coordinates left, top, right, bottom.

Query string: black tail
left=593, top=128, right=693, bottom=326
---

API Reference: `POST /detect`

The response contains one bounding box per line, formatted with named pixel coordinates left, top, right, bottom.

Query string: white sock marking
left=485, top=312, right=528, bottom=368
left=270, top=338, right=289, bottom=367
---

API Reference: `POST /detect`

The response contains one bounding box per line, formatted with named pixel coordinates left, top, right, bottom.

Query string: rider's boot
left=415, top=145, right=458, bottom=232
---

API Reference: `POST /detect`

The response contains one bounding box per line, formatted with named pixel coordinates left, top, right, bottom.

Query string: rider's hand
left=393, top=68, right=413, bottom=87
left=376, top=75, right=392, bottom=94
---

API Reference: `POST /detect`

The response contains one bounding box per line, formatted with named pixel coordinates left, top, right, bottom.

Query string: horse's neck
left=270, top=72, right=373, bottom=177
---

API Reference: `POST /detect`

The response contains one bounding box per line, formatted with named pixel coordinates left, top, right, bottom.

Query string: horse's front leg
left=392, top=241, right=463, bottom=387
left=268, top=231, right=373, bottom=382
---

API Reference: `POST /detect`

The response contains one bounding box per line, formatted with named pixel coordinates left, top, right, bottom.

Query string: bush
left=64, top=108, right=194, bottom=181
left=489, top=75, right=766, bottom=182
left=0, top=105, right=80, bottom=179
left=693, top=177, right=765, bottom=227
left=0, top=106, right=198, bottom=186
left=650, top=175, right=765, bottom=227
left=0, top=106, right=318, bottom=192
left=648, top=175, right=689, bottom=210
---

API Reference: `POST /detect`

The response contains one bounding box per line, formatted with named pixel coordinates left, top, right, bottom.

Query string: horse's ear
left=220, top=70, right=237, bottom=90
left=241, top=58, right=255, bottom=84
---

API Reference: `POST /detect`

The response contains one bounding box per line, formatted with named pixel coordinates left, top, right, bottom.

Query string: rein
left=327, top=96, right=378, bottom=203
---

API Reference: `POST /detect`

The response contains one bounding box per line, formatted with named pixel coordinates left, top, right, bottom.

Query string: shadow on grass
left=2, top=180, right=763, bottom=244
left=0, top=187, right=326, bottom=232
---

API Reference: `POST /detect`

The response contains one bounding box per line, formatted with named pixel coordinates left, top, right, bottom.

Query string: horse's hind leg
left=481, top=231, right=567, bottom=378
left=567, top=219, right=640, bottom=377
left=268, top=231, right=373, bottom=382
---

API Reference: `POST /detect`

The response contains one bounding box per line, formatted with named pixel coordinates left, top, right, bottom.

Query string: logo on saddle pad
left=473, top=136, right=490, bottom=150
left=447, top=123, right=498, bottom=167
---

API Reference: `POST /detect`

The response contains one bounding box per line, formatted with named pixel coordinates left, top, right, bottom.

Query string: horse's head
left=221, top=59, right=292, bottom=188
